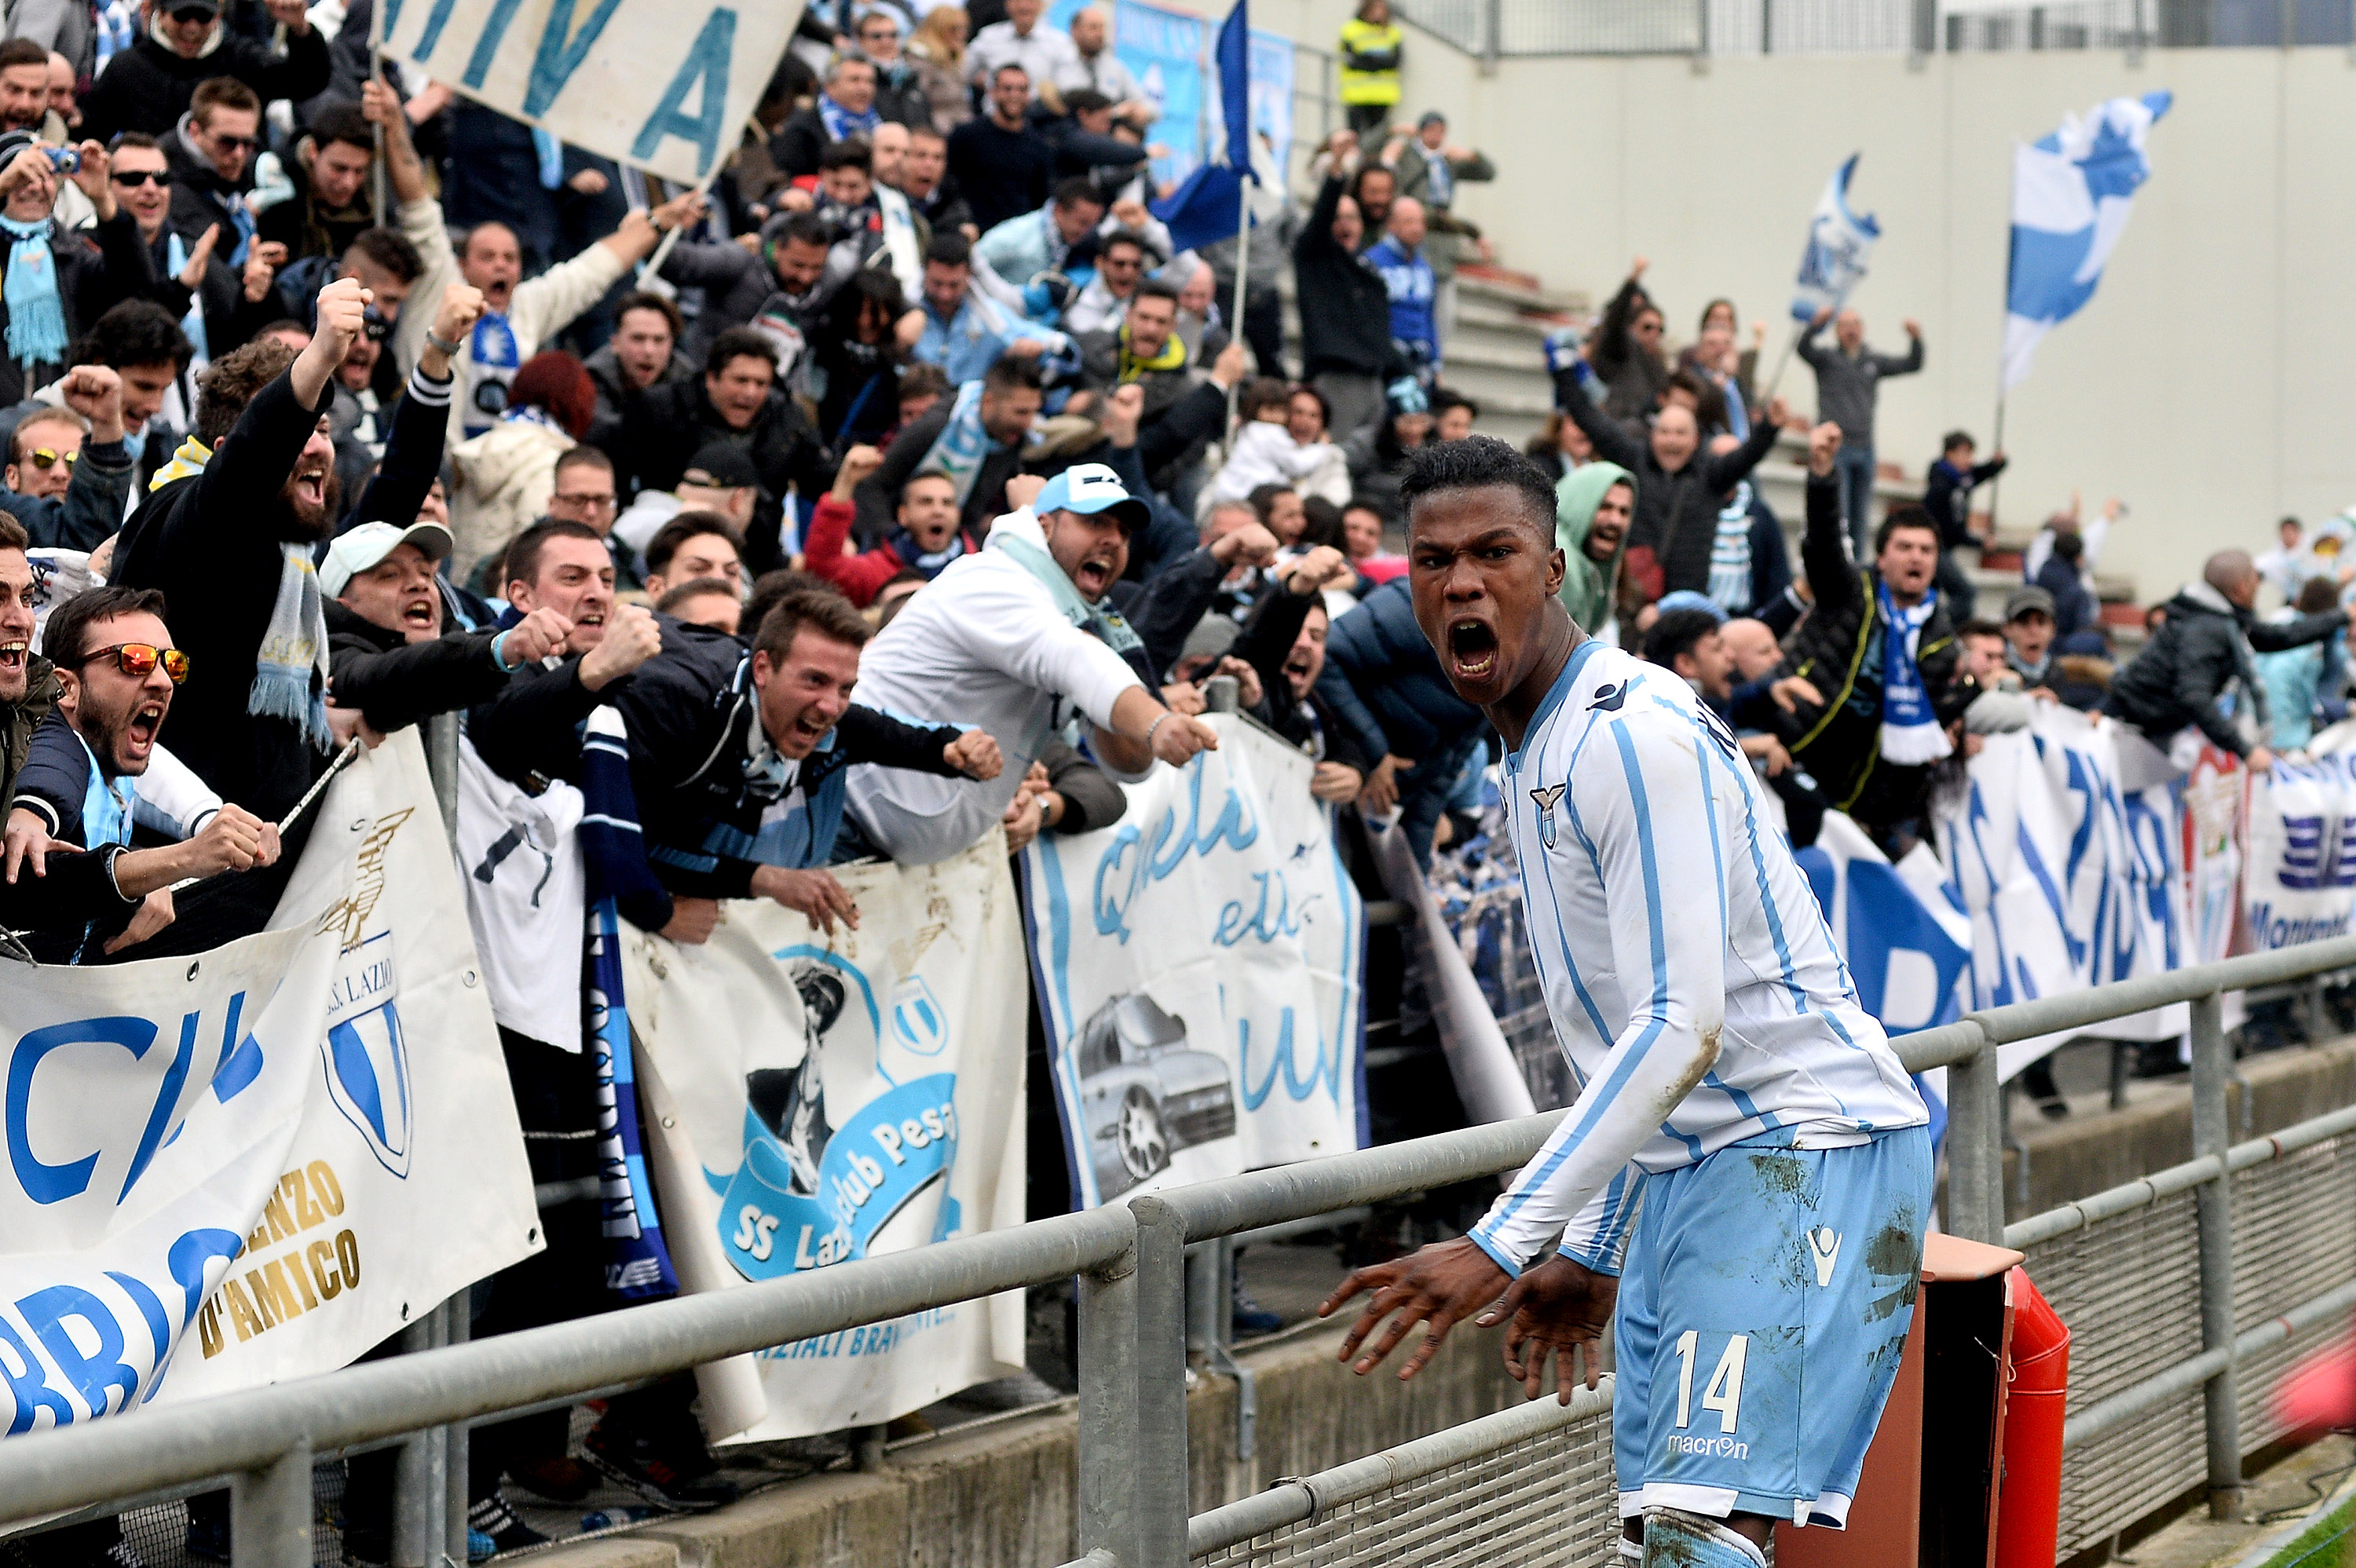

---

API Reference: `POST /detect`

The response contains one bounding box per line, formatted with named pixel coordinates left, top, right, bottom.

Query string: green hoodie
left=1555, top=462, right=1636, bottom=633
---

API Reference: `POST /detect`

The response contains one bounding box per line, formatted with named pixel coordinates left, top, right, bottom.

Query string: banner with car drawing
left=0, top=734, right=541, bottom=1442
left=1020, top=715, right=1366, bottom=1211
left=617, top=835, right=1029, bottom=1441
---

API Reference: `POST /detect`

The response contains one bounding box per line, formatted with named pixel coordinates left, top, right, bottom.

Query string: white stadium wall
left=1180, top=0, right=2356, bottom=607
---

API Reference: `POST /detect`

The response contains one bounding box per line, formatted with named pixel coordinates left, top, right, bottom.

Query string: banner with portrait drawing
left=618, top=835, right=1028, bottom=1441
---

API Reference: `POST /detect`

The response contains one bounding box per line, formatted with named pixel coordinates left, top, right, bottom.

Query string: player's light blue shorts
left=1612, top=1124, right=1933, bottom=1528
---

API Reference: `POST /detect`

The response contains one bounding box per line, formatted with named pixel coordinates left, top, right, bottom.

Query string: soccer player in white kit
left=1319, top=437, right=1932, bottom=1568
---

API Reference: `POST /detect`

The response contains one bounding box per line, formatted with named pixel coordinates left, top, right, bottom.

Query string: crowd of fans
left=0, top=0, right=2346, bottom=1558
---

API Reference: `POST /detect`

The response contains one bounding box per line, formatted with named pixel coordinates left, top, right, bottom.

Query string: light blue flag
left=2003, top=90, right=2172, bottom=391
left=1789, top=154, right=1879, bottom=323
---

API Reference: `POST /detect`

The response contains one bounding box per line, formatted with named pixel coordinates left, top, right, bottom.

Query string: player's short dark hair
left=346, top=226, right=425, bottom=285
left=553, top=444, right=613, bottom=484
left=73, top=299, right=192, bottom=375
left=777, top=214, right=834, bottom=250
left=1052, top=176, right=1103, bottom=211
left=1397, top=435, right=1557, bottom=543
left=924, top=232, right=971, bottom=268
left=0, top=38, right=48, bottom=72
left=743, top=569, right=830, bottom=642
left=44, top=584, right=170, bottom=666
left=190, top=76, right=260, bottom=125
left=193, top=337, right=298, bottom=447
left=755, top=587, right=870, bottom=660
left=1942, top=429, right=1977, bottom=453
left=613, top=290, right=682, bottom=342
left=655, top=576, right=740, bottom=617
left=1642, top=608, right=1721, bottom=671
left=1131, top=277, right=1180, bottom=311
left=819, top=137, right=873, bottom=175
left=1063, top=88, right=1113, bottom=117
left=896, top=360, right=949, bottom=404
left=982, top=356, right=1043, bottom=396
left=0, top=511, right=24, bottom=553
left=645, top=510, right=745, bottom=578
left=990, top=62, right=1030, bottom=83
left=706, top=326, right=778, bottom=380
left=1246, top=482, right=1296, bottom=524
left=1956, top=618, right=2006, bottom=642
left=309, top=103, right=374, bottom=157
left=503, top=519, right=604, bottom=593
left=1873, top=503, right=1941, bottom=556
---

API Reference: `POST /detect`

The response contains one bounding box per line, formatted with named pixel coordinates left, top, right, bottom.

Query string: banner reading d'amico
left=618, top=836, right=1029, bottom=1441
left=0, top=733, right=542, bottom=1441
left=1021, top=715, right=1365, bottom=1211
left=377, top=0, right=801, bottom=184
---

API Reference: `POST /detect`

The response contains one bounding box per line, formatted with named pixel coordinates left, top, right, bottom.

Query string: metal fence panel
left=1191, top=1399, right=1619, bottom=1567
left=2232, top=1133, right=2356, bottom=1457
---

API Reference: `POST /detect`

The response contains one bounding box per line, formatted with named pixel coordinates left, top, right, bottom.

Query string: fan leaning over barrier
left=1320, top=437, right=1933, bottom=1568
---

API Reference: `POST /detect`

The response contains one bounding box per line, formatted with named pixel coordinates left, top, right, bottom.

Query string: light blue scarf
left=1877, top=577, right=1952, bottom=766
left=1, top=216, right=67, bottom=371
left=818, top=93, right=880, bottom=144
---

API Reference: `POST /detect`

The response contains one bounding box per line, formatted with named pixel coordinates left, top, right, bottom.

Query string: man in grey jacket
left=1799, top=305, right=1922, bottom=559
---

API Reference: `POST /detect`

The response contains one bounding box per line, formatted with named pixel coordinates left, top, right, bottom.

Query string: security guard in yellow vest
left=1338, top=0, right=1403, bottom=139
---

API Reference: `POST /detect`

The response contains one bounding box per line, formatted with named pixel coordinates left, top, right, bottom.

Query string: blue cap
left=1033, top=462, right=1150, bottom=533
left=1652, top=590, right=1728, bottom=623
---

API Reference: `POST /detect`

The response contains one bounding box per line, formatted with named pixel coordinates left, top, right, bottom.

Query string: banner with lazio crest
left=0, top=733, right=541, bottom=1439
left=617, top=835, right=1028, bottom=1441
left=1019, top=715, right=1366, bottom=1211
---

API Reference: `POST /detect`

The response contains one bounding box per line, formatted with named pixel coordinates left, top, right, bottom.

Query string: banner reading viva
left=1021, top=716, right=1366, bottom=1210
left=376, top=0, right=801, bottom=184
left=618, top=835, right=1028, bottom=1441
left=0, top=733, right=541, bottom=1438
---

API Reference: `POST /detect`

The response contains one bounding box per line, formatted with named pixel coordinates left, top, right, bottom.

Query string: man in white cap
left=845, top=461, right=1220, bottom=864
left=322, top=516, right=571, bottom=736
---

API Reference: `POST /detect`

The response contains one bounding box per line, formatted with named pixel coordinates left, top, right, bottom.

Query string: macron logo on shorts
left=1808, top=1227, right=1842, bottom=1287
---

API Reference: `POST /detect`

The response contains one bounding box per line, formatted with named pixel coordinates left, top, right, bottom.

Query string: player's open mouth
left=575, top=609, right=605, bottom=629
left=127, top=700, right=163, bottom=754
left=1074, top=556, right=1115, bottom=594
left=1447, top=619, right=1498, bottom=681
left=1283, top=649, right=1314, bottom=682
left=291, top=468, right=327, bottom=508
left=0, top=640, right=24, bottom=676
left=792, top=713, right=829, bottom=742
left=401, top=597, right=436, bottom=629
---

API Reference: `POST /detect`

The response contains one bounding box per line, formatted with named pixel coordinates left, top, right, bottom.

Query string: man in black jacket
left=1777, top=422, right=1974, bottom=858
left=853, top=353, right=1042, bottom=544
left=0, top=133, right=155, bottom=405
left=1075, top=279, right=1246, bottom=494
left=2105, top=550, right=2353, bottom=773
left=1924, top=429, right=2006, bottom=610
left=1553, top=356, right=1786, bottom=602
left=79, top=0, right=332, bottom=143
left=1295, top=131, right=1398, bottom=441
left=1231, top=546, right=1370, bottom=803
left=602, top=327, right=835, bottom=576
left=321, top=517, right=570, bottom=734
left=946, top=63, right=1056, bottom=234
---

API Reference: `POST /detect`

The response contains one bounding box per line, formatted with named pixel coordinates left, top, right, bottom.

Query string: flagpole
left=1227, top=162, right=1251, bottom=427
left=1759, top=320, right=1805, bottom=404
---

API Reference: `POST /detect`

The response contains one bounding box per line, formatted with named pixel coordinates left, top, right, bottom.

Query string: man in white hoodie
left=363, top=79, right=700, bottom=451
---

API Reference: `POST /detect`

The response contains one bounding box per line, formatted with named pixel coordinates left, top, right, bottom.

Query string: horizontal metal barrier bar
left=1184, top=1377, right=1615, bottom=1557
left=1186, top=1208, right=1374, bottom=1259
left=2003, top=1101, right=2356, bottom=1249
left=2062, top=1276, right=2356, bottom=1449
left=0, top=1204, right=1137, bottom=1524
left=1895, top=1018, right=1987, bottom=1073
left=1971, top=936, right=2356, bottom=1047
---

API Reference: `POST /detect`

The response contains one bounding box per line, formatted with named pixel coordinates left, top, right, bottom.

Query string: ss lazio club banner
left=617, top=835, right=1028, bottom=1442
left=1019, top=715, right=1366, bottom=1211
left=0, top=733, right=540, bottom=1438
left=375, top=0, right=801, bottom=185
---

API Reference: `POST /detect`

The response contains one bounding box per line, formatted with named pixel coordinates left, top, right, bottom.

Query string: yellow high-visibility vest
left=1337, top=19, right=1403, bottom=107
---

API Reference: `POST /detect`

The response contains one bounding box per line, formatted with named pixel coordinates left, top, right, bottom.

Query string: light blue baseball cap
left=1033, top=462, right=1151, bottom=533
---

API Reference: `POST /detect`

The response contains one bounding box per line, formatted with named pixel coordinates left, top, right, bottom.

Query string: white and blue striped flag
left=2003, top=90, right=2171, bottom=392
left=1789, top=154, right=1880, bottom=323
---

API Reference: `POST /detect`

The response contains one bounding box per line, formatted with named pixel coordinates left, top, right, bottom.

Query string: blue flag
left=586, top=897, right=680, bottom=1301
left=1151, top=1, right=1251, bottom=253
left=2003, top=90, right=2171, bottom=391
left=1789, top=154, right=1879, bottom=323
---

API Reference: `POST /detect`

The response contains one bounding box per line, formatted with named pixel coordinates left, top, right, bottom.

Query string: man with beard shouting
left=108, top=275, right=387, bottom=948
left=1319, top=437, right=1930, bottom=1568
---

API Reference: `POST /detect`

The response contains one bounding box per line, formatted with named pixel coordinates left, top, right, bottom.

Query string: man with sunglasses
left=79, top=0, right=331, bottom=144
left=5, top=583, right=282, bottom=962
left=163, top=78, right=286, bottom=283
left=0, top=364, right=137, bottom=551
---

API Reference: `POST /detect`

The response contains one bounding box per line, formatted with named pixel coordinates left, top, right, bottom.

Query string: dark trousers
left=1346, top=103, right=1392, bottom=138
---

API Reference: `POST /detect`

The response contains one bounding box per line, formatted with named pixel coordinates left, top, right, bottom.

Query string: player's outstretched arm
left=1319, top=1237, right=1510, bottom=1382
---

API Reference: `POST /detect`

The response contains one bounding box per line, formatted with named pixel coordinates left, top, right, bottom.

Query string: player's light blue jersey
left=1468, top=639, right=1926, bottom=1280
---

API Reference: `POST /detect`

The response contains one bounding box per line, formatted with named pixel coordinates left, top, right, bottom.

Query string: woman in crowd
left=813, top=270, right=915, bottom=453
left=450, top=351, right=598, bottom=588
left=909, top=7, right=974, bottom=133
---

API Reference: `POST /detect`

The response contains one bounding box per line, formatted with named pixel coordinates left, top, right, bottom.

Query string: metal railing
left=1391, top=0, right=2356, bottom=57
left=2, top=934, right=2355, bottom=1566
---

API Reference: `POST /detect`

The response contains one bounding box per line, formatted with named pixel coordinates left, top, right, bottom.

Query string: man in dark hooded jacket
left=2105, top=549, right=2352, bottom=771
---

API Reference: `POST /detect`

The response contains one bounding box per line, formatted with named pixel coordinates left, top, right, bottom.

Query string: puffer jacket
left=1314, top=577, right=1484, bottom=768
left=449, top=416, right=574, bottom=587
left=2104, top=581, right=2345, bottom=758
left=2, top=654, right=62, bottom=810
left=1778, top=473, right=1970, bottom=810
